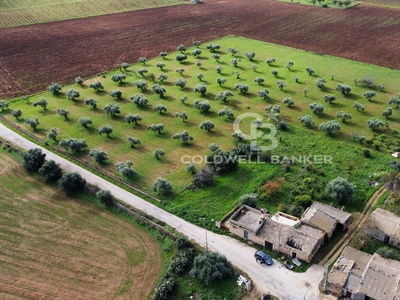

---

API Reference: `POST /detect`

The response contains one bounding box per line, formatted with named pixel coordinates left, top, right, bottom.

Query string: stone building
left=228, top=205, right=325, bottom=263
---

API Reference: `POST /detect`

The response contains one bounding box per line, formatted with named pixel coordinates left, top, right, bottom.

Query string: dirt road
left=0, top=122, right=330, bottom=299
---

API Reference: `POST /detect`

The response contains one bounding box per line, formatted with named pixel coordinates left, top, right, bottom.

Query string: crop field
left=0, top=0, right=183, bottom=28
left=0, top=149, right=162, bottom=299
left=1, top=0, right=400, bottom=100
left=1, top=36, right=398, bottom=225
left=362, top=0, right=400, bottom=8
left=274, top=0, right=359, bottom=8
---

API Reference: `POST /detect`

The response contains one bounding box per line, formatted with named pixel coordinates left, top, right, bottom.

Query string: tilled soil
left=0, top=0, right=399, bottom=98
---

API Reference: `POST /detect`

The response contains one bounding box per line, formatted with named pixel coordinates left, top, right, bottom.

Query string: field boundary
left=0, top=115, right=163, bottom=203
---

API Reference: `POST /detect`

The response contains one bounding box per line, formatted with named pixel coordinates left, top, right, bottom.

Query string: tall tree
left=23, top=148, right=46, bottom=173
left=39, top=160, right=63, bottom=183
left=59, top=172, right=86, bottom=194
left=325, top=177, right=355, bottom=205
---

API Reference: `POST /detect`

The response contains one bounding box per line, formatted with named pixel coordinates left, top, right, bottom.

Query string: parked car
left=254, top=250, right=273, bottom=265
left=284, top=260, right=294, bottom=270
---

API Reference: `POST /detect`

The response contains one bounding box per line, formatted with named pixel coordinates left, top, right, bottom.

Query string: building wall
left=365, top=229, right=400, bottom=249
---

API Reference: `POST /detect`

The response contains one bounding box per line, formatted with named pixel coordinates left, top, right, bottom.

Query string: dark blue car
left=254, top=250, right=273, bottom=265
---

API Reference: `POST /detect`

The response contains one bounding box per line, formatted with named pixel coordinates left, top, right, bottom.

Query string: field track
left=0, top=152, right=162, bottom=299
left=0, top=0, right=399, bottom=98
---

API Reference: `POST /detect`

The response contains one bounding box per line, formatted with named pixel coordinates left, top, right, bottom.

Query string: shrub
left=152, top=276, right=175, bottom=300
left=239, top=193, right=257, bottom=208
left=169, top=248, right=195, bottom=274
left=189, top=251, right=233, bottom=285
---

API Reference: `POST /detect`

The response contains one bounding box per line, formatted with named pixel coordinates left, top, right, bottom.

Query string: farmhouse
left=327, top=246, right=400, bottom=300
left=365, top=208, right=400, bottom=248
left=301, top=202, right=352, bottom=239
left=228, top=205, right=325, bottom=262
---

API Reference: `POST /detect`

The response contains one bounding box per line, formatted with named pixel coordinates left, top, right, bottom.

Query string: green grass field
left=0, top=0, right=183, bottom=28
left=3, top=36, right=399, bottom=226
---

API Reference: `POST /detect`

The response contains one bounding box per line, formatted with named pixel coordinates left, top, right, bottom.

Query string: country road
left=0, top=122, right=328, bottom=300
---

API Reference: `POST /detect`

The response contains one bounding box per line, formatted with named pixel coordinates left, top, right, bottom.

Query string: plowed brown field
left=0, top=0, right=399, bottom=99
left=0, top=151, right=162, bottom=300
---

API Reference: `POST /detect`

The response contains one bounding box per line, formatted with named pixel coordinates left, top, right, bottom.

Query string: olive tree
left=127, top=136, right=141, bottom=148
left=96, top=190, right=114, bottom=207
left=33, top=99, right=48, bottom=110
left=110, top=74, right=127, bottom=84
left=310, top=103, right=324, bottom=114
left=382, top=107, right=393, bottom=119
left=233, top=83, right=249, bottom=94
left=152, top=177, right=172, bottom=195
left=174, top=111, right=188, bottom=122
left=324, top=94, right=337, bottom=104
left=325, top=177, right=355, bottom=205
left=25, top=118, right=40, bottom=130
left=59, top=172, right=86, bottom=194
left=89, top=81, right=104, bottom=92
left=158, top=73, right=168, bottom=83
left=12, top=109, right=22, bottom=120
left=47, top=83, right=62, bottom=95
left=23, top=148, right=46, bottom=173
left=130, top=94, right=148, bottom=107
left=39, top=160, right=63, bottom=183
left=194, top=83, right=207, bottom=95
left=109, top=90, right=122, bottom=99
left=66, top=89, right=80, bottom=100
left=216, top=77, right=227, bottom=86
left=116, top=160, right=137, bottom=178
left=353, top=101, right=365, bottom=111
left=153, top=149, right=165, bottom=159
left=98, top=124, right=113, bottom=137
left=172, top=130, right=194, bottom=144
left=175, top=78, right=187, bottom=89
left=199, top=120, right=215, bottom=132
left=367, top=118, right=384, bottom=131
left=215, top=90, right=233, bottom=103
left=258, top=88, right=270, bottom=100
left=59, top=138, right=87, bottom=152
left=126, top=113, right=142, bottom=125
left=298, top=115, right=315, bottom=127
left=156, top=62, right=166, bottom=70
left=218, top=107, right=234, bottom=119
left=336, top=111, right=352, bottom=122
left=153, top=104, right=167, bottom=114
left=45, top=128, right=59, bottom=143
left=133, top=80, right=148, bottom=91
left=57, top=108, right=70, bottom=120
left=89, top=148, right=108, bottom=164
left=104, top=103, right=121, bottom=116
left=193, top=100, right=211, bottom=112
left=319, top=119, right=341, bottom=135
left=364, top=91, right=376, bottom=101
left=79, top=117, right=92, bottom=128
left=152, top=84, right=166, bottom=98
left=85, top=98, right=98, bottom=109
left=148, top=123, right=165, bottom=134
left=282, top=97, right=294, bottom=107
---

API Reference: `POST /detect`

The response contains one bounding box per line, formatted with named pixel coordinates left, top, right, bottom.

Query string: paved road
left=0, top=123, right=327, bottom=300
